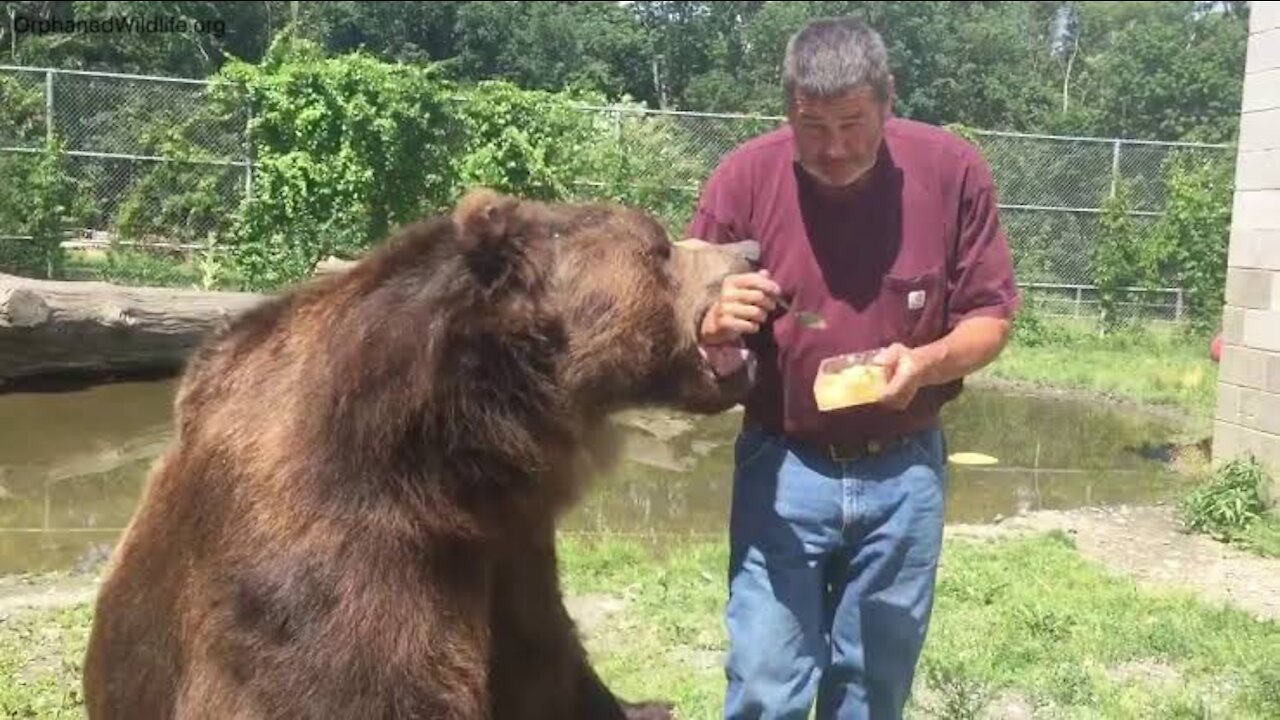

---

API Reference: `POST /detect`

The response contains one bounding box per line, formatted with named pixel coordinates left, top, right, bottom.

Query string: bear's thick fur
left=81, top=188, right=758, bottom=719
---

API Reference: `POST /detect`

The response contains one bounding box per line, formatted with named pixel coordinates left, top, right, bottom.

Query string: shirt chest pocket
left=881, top=267, right=946, bottom=348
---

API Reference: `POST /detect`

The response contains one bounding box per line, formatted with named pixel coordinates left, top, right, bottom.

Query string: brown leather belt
left=824, top=435, right=913, bottom=463
left=744, top=418, right=935, bottom=465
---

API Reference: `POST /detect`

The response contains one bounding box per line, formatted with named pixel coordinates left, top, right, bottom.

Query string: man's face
left=787, top=84, right=890, bottom=188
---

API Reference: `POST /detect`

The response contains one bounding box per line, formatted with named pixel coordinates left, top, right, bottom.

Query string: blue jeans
left=723, top=424, right=948, bottom=720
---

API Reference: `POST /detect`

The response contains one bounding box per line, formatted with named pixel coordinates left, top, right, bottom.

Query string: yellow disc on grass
left=948, top=452, right=999, bottom=466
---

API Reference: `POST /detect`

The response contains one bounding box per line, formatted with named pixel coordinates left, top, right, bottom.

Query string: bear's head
left=167, top=187, right=762, bottom=532
left=451, top=187, right=758, bottom=419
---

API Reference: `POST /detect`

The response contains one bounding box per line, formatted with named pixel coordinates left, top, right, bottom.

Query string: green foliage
left=0, top=3, right=1247, bottom=304
left=1008, top=299, right=1074, bottom=349
left=4, top=2, right=1250, bottom=143
left=0, top=72, right=79, bottom=278
left=451, top=1, right=654, bottom=102
left=180, top=34, right=745, bottom=290
left=451, top=80, right=604, bottom=201
left=943, top=123, right=984, bottom=148
left=1178, top=457, right=1273, bottom=544
left=113, top=124, right=239, bottom=248
left=581, top=108, right=775, bottom=234
left=1178, top=455, right=1280, bottom=559
left=0, top=70, right=46, bottom=145
left=95, top=247, right=202, bottom=288
left=1144, top=152, right=1235, bottom=332
left=1090, top=181, right=1144, bottom=334
left=193, top=246, right=236, bottom=291
left=1051, top=146, right=1236, bottom=334
left=0, top=138, right=89, bottom=279
left=214, top=32, right=460, bottom=290
left=1058, top=2, right=1249, bottom=144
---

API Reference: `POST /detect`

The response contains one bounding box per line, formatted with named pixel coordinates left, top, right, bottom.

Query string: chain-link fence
left=972, top=130, right=1233, bottom=323
left=0, top=66, right=249, bottom=260
left=1, top=65, right=1236, bottom=323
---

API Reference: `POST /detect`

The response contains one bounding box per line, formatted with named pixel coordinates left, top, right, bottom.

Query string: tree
left=3, top=1, right=280, bottom=77
left=1046, top=0, right=1248, bottom=142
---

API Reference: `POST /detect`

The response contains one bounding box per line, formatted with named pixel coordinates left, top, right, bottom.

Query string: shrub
left=1179, top=457, right=1270, bottom=541
left=214, top=32, right=461, bottom=290
left=199, top=35, right=745, bottom=290
left=1009, top=298, right=1073, bottom=348
left=0, top=138, right=88, bottom=278
left=450, top=80, right=606, bottom=201
left=113, top=125, right=240, bottom=250
left=1091, top=181, right=1144, bottom=334
left=0, top=74, right=83, bottom=278
left=1145, top=151, right=1234, bottom=333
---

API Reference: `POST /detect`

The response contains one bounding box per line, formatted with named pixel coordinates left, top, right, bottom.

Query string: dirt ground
left=0, top=572, right=99, bottom=620
left=949, top=502, right=1280, bottom=621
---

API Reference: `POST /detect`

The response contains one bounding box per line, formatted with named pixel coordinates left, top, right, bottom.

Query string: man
left=687, top=16, right=1019, bottom=720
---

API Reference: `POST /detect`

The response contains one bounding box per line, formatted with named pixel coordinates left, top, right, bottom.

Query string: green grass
left=916, top=532, right=1280, bottom=719
left=1236, top=519, right=1280, bottom=559
left=979, top=312, right=1218, bottom=424
left=2, top=534, right=1277, bottom=718
left=557, top=533, right=1280, bottom=720
left=59, top=247, right=247, bottom=291
left=0, top=604, right=89, bottom=719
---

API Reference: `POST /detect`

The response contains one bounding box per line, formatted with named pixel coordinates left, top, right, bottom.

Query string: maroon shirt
left=686, top=116, right=1020, bottom=447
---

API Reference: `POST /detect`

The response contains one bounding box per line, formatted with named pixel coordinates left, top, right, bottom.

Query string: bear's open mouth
left=697, top=342, right=757, bottom=383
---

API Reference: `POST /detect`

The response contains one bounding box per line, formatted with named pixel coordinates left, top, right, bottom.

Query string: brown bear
left=81, top=188, right=759, bottom=719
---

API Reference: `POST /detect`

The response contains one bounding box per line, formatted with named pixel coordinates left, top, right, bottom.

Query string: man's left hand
left=870, top=317, right=1013, bottom=411
left=872, top=343, right=938, bottom=411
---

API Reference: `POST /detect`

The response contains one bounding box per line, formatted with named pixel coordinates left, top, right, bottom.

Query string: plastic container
left=813, top=349, right=888, bottom=411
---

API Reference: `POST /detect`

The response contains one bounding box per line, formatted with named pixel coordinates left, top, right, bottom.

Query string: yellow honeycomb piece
left=814, top=364, right=887, bottom=411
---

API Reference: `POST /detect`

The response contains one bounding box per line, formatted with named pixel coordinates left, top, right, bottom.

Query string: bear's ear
left=453, top=187, right=516, bottom=247
left=453, top=187, right=528, bottom=286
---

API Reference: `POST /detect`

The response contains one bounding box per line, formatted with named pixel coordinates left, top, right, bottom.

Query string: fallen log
left=0, top=272, right=274, bottom=386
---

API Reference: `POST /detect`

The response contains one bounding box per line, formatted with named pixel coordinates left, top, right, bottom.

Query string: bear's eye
left=646, top=242, right=672, bottom=261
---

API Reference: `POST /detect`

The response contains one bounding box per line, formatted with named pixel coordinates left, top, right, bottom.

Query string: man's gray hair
left=782, top=17, right=892, bottom=105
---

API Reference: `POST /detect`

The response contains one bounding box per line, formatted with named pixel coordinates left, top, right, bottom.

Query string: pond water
left=0, top=377, right=1192, bottom=575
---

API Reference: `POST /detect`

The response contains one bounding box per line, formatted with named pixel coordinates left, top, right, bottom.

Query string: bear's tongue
left=698, top=343, right=756, bottom=380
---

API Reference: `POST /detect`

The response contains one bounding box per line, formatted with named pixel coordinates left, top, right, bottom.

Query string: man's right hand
left=699, top=270, right=783, bottom=345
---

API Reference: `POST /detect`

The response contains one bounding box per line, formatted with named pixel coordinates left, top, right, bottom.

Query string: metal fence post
left=1109, top=139, right=1121, bottom=198
left=44, top=69, right=53, bottom=143
left=244, top=104, right=254, bottom=201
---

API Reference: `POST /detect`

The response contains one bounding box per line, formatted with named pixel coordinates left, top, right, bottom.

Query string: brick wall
left=1214, top=2, right=1280, bottom=505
